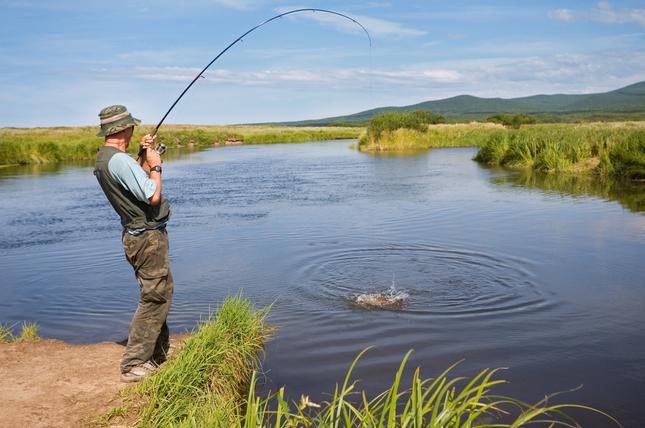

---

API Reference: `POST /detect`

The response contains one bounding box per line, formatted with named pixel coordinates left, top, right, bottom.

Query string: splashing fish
left=353, top=285, right=409, bottom=310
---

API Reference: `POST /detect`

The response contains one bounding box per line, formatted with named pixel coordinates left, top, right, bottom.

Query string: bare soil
left=0, top=337, right=183, bottom=428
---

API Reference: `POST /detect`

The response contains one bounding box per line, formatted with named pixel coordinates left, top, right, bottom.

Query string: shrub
left=367, top=111, right=445, bottom=141
left=487, top=114, right=537, bottom=129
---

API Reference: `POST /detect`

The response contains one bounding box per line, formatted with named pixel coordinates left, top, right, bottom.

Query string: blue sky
left=1, top=0, right=644, bottom=127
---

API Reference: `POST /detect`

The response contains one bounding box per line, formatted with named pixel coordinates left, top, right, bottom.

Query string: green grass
left=123, top=295, right=273, bottom=427
left=0, top=322, right=40, bottom=342
left=358, top=120, right=645, bottom=179
left=359, top=123, right=504, bottom=153
left=236, top=349, right=621, bottom=427
left=99, top=296, right=620, bottom=428
left=474, top=122, right=645, bottom=178
left=0, top=125, right=362, bottom=167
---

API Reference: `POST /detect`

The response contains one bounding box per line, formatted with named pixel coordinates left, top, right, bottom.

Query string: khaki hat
left=97, top=105, right=141, bottom=137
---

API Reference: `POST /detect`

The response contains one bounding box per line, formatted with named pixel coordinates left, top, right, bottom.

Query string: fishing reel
left=137, top=143, right=166, bottom=167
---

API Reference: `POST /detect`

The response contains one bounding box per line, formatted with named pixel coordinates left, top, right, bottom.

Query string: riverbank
left=358, top=122, right=504, bottom=152
left=475, top=121, right=645, bottom=178
left=0, top=125, right=362, bottom=167
left=0, top=336, right=178, bottom=427
left=359, top=121, right=645, bottom=179
left=2, top=297, right=620, bottom=427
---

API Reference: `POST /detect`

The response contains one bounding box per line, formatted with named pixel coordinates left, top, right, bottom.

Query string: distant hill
left=280, top=81, right=645, bottom=126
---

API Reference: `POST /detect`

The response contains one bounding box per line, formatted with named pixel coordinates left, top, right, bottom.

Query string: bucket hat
left=97, top=105, right=141, bottom=137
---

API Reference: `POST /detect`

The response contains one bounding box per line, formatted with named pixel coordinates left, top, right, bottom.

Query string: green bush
left=486, top=114, right=537, bottom=129
left=367, top=110, right=445, bottom=141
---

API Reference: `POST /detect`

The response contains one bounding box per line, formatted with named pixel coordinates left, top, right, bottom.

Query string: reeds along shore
left=359, top=122, right=645, bottom=179
left=98, top=296, right=620, bottom=428
left=0, top=125, right=362, bottom=167
left=475, top=123, right=645, bottom=179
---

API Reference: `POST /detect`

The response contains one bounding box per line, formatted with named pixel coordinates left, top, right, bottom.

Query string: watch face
left=152, top=166, right=162, bottom=173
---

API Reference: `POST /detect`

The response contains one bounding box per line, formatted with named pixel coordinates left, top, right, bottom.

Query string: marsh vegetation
left=0, top=125, right=361, bottom=167
left=359, top=113, right=645, bottom=179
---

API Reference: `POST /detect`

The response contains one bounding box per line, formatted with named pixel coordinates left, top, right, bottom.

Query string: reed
left=359, top=123, right=503, bottom=153
left=233, top=349, right=620, bottom=428
left=474, top=123, right=645, bottom=178
left=100, top=317, right=619, bottom=427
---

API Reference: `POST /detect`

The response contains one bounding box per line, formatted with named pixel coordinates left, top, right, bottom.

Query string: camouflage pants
left=120, top=228, right=174, bottom=373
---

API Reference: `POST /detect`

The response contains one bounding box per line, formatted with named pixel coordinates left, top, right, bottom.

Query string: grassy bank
left=122, top=296, right=272, bottom=427
left=359, top=120, right=645, bottom=179
left=475, top=122, right=645, bottom=178
left=0, top=125, right=362, bottom=167
left=99, top=296, right=618, bottom=427
left=359, top=123, right=504, bottom=152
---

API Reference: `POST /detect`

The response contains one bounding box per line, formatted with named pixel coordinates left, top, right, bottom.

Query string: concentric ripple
left=294, top=244, right=555, bottom=317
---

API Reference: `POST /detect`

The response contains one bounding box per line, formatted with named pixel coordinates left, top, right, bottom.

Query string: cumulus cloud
left=549, top=1, right=645, bottom=27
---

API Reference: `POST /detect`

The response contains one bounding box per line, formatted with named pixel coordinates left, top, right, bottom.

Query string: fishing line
left=148, top=8, right=372, bottom=140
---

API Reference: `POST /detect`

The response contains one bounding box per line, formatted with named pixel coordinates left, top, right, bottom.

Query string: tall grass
left=101, top=307, right=620, bottom=428
left=131, top=295, right=273, bottom=427
left=359, top=123, right=503, bottom=153
left=235, top=349, right=620, bottom=428
left=474, top=123, right=645, bottom=178
left=0, top=322, right=40, bottom=342
left=0, top=125, right=361, bottom=166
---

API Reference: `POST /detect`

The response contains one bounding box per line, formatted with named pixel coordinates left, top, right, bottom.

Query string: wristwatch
left=150, top=165, right=162, bottom=174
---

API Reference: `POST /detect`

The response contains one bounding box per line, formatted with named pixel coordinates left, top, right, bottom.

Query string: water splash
left=353, top=276, right=409, bottom=310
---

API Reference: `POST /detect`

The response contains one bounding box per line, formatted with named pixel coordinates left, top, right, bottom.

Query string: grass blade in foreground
left=241, top=350, right=622, bottom=428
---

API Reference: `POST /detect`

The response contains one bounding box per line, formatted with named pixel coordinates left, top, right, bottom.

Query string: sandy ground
left=0, top=337, right=183, bottom=428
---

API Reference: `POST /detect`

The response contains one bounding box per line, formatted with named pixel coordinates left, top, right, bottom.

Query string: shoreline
left=0, top=125, right=363, bottom=168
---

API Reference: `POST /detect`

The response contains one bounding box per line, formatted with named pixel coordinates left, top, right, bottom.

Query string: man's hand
left=141, top=134, right=162, bottom=205
left=142, top=135, right=161, bottom=168
left=140, top=134, right=156, bottom=151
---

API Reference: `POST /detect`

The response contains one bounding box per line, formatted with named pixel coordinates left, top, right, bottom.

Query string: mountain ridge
left=278, top=81, right=645, bottom=126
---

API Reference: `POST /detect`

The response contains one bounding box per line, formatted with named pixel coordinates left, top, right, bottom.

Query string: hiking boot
left=121, top=361, right=158, bottom=383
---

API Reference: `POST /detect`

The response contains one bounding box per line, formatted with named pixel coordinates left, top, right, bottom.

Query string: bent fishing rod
left=139, top=8, right=372, bottom=163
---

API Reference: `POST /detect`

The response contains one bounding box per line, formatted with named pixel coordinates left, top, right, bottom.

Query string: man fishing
left=94, top=105, right=173, bottom=383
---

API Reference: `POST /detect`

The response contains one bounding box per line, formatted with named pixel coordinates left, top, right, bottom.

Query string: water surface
left=1, top=141, right=643, bottom=426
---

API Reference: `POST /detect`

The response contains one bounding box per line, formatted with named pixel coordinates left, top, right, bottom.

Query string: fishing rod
left=139, top=8, right=372, bottom=163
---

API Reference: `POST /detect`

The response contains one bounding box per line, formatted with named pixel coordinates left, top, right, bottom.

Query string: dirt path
left=0, top=337, right=183, bottom=427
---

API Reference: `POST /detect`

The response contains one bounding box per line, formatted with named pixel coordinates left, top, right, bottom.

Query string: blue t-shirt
left=107, top=152, right=157, bottom=204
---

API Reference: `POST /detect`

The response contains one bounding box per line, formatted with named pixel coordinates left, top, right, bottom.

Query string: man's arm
left=107, top=135, right=163, bottom=206
left=142, top=135, right=162, bottom=206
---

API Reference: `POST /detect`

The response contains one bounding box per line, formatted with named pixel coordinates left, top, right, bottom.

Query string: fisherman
left=94, top=105, right=173, bottom=383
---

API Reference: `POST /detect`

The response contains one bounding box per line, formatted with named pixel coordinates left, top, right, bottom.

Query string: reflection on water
left=495, top=170, right=645, bottom=213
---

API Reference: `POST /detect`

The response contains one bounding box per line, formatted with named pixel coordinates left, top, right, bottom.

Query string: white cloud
left=549, top=1, right=645, bottom=27
left=275, top=7, right=426, bottom=39
left=128, top=64, right=462, bottom=88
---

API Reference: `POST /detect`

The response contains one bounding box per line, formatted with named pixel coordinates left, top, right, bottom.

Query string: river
left=1, top=140, right=643, bottom=426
